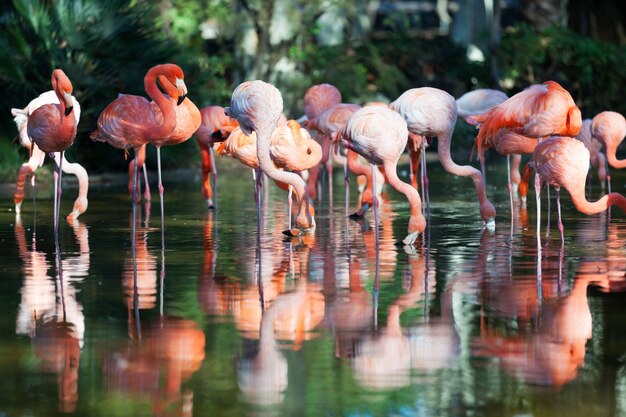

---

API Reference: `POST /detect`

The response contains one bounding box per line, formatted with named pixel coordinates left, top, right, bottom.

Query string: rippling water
left=2, top=159, right=626, bottom=417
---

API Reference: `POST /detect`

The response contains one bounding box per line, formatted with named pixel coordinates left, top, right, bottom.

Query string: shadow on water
left=3, top=160, right=626, bottom=416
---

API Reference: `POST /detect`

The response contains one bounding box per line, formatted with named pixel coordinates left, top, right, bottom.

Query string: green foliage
left=499, top=24, right=626, bottom=116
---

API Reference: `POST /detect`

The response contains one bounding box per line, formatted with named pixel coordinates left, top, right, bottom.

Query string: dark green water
left=2, top=159, right=626, bottom=417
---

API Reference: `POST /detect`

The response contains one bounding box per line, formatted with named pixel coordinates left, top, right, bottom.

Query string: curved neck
left=437, top=129, right=490, bottom=208
left=145, top=71, right=177, bottom=139
left=62, top=159, right=89, bottom=200
left=569, top=186, right=626, bottom=214
left=256, top=126, right=309, bottom=225
left=605, top=143, right=626, bottom=169
left=383, top=159, right=421, bottom=217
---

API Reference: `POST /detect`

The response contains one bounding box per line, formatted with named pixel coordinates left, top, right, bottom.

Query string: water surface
left=1, top=159, right=626, bottom=417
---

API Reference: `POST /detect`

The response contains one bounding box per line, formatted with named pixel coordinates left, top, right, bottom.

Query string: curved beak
left=176, top=78, right=188, bottom=106
left=63, top=92, right=73, bottom=116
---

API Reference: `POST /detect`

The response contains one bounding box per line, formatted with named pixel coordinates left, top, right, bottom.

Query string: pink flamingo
left=591, top=111, right=626, bottom=193
left=26, top=70, right=78, bottom=235
left=91, top=64, right=185, bottom=297
left=391, top=87, right=495, bottom=226
left=575, top=118, right=608, bottom=191
left=531, top=136, right=626, bottom=243
left=11, top=90, right=88, bottom=220
left=467, top=81, right=582, bottom=228
left=195, top=106, right=239, bottom=208
left=217, top=121, right=321, bottom=228
left=226, top=80, right=315, bottom=235
left=338, top=105, right=426, bottom=245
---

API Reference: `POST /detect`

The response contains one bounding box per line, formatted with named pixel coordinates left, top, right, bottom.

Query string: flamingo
left=338, top=105, right=426, bottom=245
left=217, top=121, right=321, bottom=228
left=226, top=80, right=315, bottom=235
left=591, top=111, right=626, bottom=192
left=25, top=70, right=78, bottom=235
left=137, top=73, right=201, bottom=227
left=391, top=87, right=495, bottom=226
left=531, top=136, right=626, bottom=243
left=91, top=64, right=186, bottom=291
left=466, top=81, right=582, bottom=230
left=194, top=106, right=239, bottom=208
left=11, top=90, right=88, bottom=220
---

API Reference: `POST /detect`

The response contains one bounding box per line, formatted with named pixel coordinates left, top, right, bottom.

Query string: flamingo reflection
left=15, top=216, right=89, bottom=413
left=103, top=317, right=205, bottom=416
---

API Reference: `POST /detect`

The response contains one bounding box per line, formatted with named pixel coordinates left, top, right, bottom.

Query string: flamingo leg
left=507, top=154, right=514, bottom=218
left=556, top=187, right=564, bottom=244
left=209, top=145, right=218, bottom=210
left=421, top=138, right=430, bottom=220
left=545, top=184, right=551, bottom=237
left=142, top=163, right=151, bottom=202
left=327, top=162, right=333, bottom=209
left=131, top=149, right=141, bottom=340
left=534, top=171, right=541, bottom=248
left=156, top=145, right=166, bottom=274
left=344, top=161, right=350, bottom=217
left=287, top=185, right=293, bottom=229
left=372, top=164, right=379, bottom=235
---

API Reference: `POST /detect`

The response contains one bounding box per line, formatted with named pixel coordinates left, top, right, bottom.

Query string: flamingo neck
left=52, top=82, right=76, bottom=130
left=383, top=160, right=422, bottom=219
left=605, top=142, right=626, bottom=169
left=256, top=125, right=311, bottom=228
left=63, top=160, right=89, bottom=201
left=569, top=186, right=626, bottom=214
left=437, top=128, right=493, bottom=220
left=145, top=71, right=176, bottom=140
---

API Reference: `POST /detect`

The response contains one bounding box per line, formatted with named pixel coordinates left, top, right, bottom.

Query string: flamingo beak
left=63, top=92, right=73, bottom=116
left=175, top=78, right=188, bottom=105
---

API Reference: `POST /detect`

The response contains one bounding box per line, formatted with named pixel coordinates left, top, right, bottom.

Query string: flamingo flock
left=9, top=65, right=626, bottom=247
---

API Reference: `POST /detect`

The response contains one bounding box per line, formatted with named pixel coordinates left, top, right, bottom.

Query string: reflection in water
left=15, top=216, right=89, bottom=412
left=7, top=164, right=626, bottom=416
left=122, top=203, right=157, bottom=312
left=103, top=317, right=205, bottom=416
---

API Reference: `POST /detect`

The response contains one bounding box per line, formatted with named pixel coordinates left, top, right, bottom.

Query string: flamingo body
left=591, top=111, right=626, bottom=169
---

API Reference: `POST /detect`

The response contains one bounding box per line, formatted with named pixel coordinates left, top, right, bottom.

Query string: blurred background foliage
left=0, top=0, right=624, bottom=179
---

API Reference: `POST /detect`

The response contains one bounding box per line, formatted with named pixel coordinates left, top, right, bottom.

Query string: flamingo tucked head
left=52, top=69, right=74, bottom=116
left=149, top=63, right=187, bottom=105
left=270, top=120, right=322, bottom=171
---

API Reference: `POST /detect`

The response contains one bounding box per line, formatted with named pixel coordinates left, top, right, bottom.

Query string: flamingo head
left=67, top=196, right=88, bottom=220
left=480, top=199, right=497, bottom=229
left=152, top=64, right=187, bottom=105
left=52, top=69, right=74, bottom=116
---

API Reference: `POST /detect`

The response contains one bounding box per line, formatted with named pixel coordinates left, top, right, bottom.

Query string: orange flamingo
left=226, top=80, right=315, bottom=235
left=217, top=121, right=321, bottom=228
left=591, top=111, right=625, bottom=193
left=195, top=106, right=239, bottom=208
left=26, top=70, right=78, bottom=234
left=391, top=87, right=495, bottom=226
left=531, top=136, right=626, bottom=242
left=11, top=90, right=88, bottom=220
left=338, top=105, right=425, bottom=245
left=466, top=81, right=582, bottom=227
